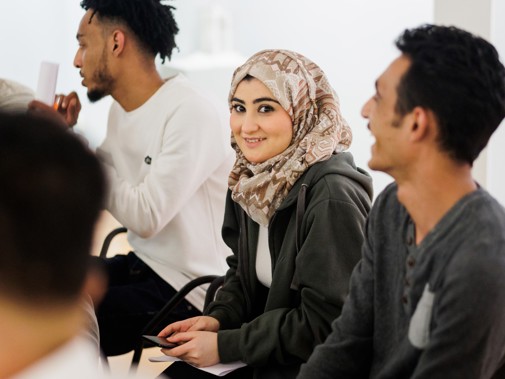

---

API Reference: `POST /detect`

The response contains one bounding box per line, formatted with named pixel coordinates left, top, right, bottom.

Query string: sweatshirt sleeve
left=297, top=216, right=375, bottom=378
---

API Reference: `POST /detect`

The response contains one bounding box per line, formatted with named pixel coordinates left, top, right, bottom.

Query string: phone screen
left=142, top=335, right=177, bottom=349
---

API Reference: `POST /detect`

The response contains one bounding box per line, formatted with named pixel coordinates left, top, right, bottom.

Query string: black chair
left=99, top=226, right=127, bottom=259
left=99, top=227, right=225, bottom=371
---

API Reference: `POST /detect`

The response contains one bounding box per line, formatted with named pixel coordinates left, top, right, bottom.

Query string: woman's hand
left=158, top=316, right=220, bottom=337
left=161, top=331, right=220, bottom=367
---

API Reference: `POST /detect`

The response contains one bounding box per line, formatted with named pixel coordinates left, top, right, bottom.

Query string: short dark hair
left=0, top=113, right=106, bottom=304
left=395, top=24, right=505, bottom=164
left=80, top=0, right=179, bottom=63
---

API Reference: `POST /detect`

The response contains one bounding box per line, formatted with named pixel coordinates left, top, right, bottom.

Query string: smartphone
left=142, top=335, right=177, bottom=349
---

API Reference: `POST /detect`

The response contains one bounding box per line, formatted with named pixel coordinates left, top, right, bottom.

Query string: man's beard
left=87, top=52, right=114, bottom=103
left=87, top=87, right=109, bottom=102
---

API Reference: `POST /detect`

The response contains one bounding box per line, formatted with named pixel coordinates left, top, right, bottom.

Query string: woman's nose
left=241, top=114, right=259, bottom=133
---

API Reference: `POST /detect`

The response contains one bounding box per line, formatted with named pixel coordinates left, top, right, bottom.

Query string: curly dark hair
left=80, top=0, right=179, bottom=63
left=394, top=24, right=505, bottom=164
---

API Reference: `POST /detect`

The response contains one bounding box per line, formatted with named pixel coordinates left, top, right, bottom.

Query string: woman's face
left=230, top=78, right=293, bottom=163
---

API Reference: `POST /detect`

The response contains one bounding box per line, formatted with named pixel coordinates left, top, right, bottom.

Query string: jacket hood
left=278, top=152, right=373, bottom=211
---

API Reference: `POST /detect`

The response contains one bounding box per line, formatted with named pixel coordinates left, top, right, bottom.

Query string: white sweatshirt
left=97, top=74, right=233, bottom=309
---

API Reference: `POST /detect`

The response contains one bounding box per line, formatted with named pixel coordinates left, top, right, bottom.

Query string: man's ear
left=111, top=30, right=125, bottom=56
left=409, top=106, right=433, bottom=142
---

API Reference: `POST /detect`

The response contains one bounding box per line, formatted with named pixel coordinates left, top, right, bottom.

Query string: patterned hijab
left=228, top=49, right=352, bottom=226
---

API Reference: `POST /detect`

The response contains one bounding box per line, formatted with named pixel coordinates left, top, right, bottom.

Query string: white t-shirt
left=97, top=74, right=234, bottom=309
left=255, top=226, right=272, bottom=287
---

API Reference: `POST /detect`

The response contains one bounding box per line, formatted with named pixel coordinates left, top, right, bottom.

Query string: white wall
left=164, top=0, right=435, bottom=198
left=488, top=0, right=505, bottom=206
left=2, top=0, right=435, bottom=198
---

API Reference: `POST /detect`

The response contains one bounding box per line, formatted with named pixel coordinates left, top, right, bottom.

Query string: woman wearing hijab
left=158, top=49, right=373, bottom=379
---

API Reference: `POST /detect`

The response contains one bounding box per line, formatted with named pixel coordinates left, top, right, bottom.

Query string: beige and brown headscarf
left=228, top=49, right=352, bottom=226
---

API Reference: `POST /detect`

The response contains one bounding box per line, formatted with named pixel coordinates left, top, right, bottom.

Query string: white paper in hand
left=35, top=61, right=59, bottom=106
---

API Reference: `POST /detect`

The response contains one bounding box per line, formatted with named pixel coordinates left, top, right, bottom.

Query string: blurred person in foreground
left=0, top=77, right=102, bottom=353
left=0, top=112, right=106, bottom=378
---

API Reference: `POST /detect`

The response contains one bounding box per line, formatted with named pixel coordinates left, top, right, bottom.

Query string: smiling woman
left=157, top=49, right=373, bottom=379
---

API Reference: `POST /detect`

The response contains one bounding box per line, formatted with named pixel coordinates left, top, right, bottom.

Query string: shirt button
left=402, top=295, right=408, bottom=304
left=407, top=257, right=415, bottom=267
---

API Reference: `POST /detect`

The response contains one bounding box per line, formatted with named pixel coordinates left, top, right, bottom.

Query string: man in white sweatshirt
left=31, top=0, right=233, bottom=357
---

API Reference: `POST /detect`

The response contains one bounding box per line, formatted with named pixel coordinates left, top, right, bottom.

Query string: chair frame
left=99, top=227, right=225, bottom=371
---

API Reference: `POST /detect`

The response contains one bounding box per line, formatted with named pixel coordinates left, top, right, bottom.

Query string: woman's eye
left=231, top=104, right=245, bottom=113
left=258, top=105, right=274, bottom=113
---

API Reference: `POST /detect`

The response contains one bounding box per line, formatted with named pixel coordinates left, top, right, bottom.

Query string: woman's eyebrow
left=253, top=97, right=280, bottom=104
left=231, top=96, right=280, bottom=104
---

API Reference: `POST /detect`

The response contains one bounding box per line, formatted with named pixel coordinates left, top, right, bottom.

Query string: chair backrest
left=99, top=227, right=128, bottom=258
left=99, top=227, right=226, bottom=372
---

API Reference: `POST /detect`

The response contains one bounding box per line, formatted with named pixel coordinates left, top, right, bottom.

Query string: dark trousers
left=95, top=252, right=201, bottom=356
left=162, top=361, right=254, bottom=379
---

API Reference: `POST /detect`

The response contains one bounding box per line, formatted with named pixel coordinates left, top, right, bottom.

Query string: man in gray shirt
left=298, top=24, right=505, bottom=379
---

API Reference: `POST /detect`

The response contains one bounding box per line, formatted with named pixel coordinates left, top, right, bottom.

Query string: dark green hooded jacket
left=205, top=152, right=373, bottom=378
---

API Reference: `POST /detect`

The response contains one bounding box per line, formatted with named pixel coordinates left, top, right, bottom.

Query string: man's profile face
left=360, top=55, right=412, bottom=175
left=73, top=10, right=115, bottom=102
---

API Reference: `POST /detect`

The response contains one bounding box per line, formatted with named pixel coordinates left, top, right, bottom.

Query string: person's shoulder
left=458, top=189, right=505, bottom=246
left=161, top=73, right=212, bottom=103
left=0, top=78, right=34, bottom=112
left=374, top=182, right=398, bottom=204
left=471, top=189, right=505, bottom=221
left=364, top=182, right=404, bottom=226
left=159, top=74, right=221, bottom=119
left=445, top=202, right=505, bottom=287
left=308, top=153, right=373, bottom=201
